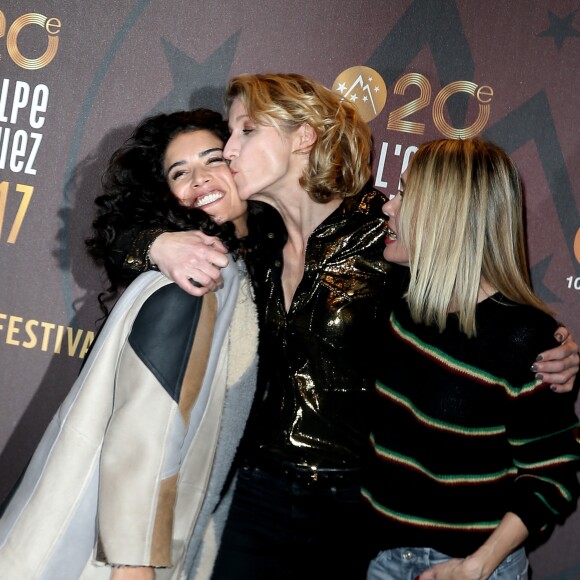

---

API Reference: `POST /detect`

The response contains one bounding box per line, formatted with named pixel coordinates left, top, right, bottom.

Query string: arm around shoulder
left=533, top=324, right=579, bottom=392
left=148, top=230, right=229, bottom=296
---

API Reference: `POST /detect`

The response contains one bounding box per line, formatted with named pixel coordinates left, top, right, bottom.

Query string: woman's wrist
left=124, top=228, right=167, bottom=273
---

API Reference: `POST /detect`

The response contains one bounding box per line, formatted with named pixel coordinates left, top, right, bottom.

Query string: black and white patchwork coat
left=0, top=260, right=258, bottom=580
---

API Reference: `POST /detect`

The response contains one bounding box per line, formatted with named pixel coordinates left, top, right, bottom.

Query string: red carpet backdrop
left=0, top=1, right=578, bottom=576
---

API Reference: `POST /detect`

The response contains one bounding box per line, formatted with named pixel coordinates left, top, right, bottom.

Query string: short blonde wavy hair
left=225, top=73, right=373, bottom=203
left=399, top=137, right=552, bottom=337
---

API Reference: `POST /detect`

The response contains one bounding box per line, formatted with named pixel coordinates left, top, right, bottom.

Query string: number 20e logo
left=333, top=66, right=493, bottom=140
left=0, top=11, right=61, bottom=70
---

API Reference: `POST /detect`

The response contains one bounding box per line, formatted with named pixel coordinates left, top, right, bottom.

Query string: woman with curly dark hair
left=86, top=108, right=242, bottom=298
left=0, top=110, right=259, bottom=580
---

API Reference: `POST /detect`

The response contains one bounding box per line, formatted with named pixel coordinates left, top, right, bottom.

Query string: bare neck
left=270, top=192, right=343, bottom=311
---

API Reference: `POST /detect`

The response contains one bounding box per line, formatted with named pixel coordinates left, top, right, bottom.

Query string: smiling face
left=223, top=98, right=304, bottom=202
left=381, top=170, right=410, bottom=266
left=163, top=129, right=247, bottom=234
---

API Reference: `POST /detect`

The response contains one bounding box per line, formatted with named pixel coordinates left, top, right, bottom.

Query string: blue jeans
left=367, top=546, right=528, bottom=580
left=211, top=461, right=373, bottom=580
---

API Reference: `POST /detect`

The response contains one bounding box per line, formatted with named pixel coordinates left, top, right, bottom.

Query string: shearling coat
left=0, top=260, right=258, bottom=580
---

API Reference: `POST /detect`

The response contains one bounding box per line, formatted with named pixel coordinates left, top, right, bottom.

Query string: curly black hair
left=86, top=109, right=239, bottom=294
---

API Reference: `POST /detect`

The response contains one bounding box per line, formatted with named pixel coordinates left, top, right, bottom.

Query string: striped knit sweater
left=362, top=293, right=580, bottom=557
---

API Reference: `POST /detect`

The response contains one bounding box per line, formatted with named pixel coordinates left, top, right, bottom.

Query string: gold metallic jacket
left=247, top=189, right=408, bottom=470
left=117, top=192, right=407, bottom=472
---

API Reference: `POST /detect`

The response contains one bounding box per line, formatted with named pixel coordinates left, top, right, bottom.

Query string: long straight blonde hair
left=398, top=138, right=552, bottom=337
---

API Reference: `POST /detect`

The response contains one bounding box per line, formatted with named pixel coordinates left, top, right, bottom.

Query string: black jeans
left=210, top=460, right=372, bottom=580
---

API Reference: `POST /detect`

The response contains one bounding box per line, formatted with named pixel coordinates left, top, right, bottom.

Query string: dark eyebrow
left=165, top=147, right=224, bottom=176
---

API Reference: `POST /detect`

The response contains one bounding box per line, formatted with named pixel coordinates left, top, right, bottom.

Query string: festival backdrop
left=0, top=0, right=578, bottom=576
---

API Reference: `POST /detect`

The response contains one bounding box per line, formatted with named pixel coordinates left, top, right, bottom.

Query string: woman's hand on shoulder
left=149, top=231, right=229, bottom=296
left=533, top=325, right=579, bottom=393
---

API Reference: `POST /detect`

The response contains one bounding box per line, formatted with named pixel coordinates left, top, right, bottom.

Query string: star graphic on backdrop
left=537, top=10, right=580, bottom=50
left=150, top=31, right=240, bottom=115
left=530, top=255, right=561, bottom=303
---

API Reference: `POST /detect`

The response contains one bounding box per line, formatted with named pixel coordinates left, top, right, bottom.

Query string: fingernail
left=550, top=385, right=557, bottom=391
left=536, top=373, right=544, bottom=381
left=530, top=364, right=538, bottom=372
left=555, top=333, right=563, bottom=342
left=535, top=355, right=543, bottom=362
